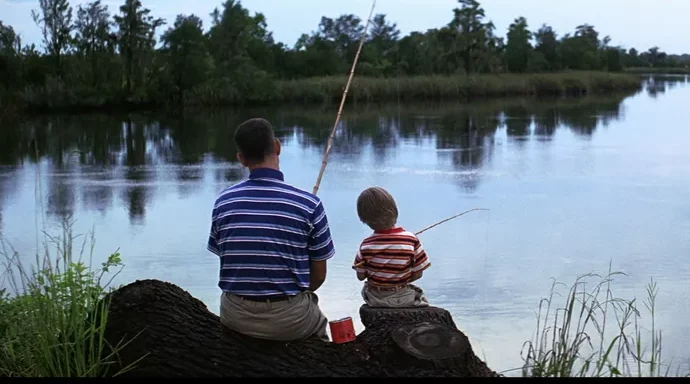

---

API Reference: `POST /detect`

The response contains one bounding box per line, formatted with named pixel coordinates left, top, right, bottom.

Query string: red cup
left=329, top=317, right=356, bottom=344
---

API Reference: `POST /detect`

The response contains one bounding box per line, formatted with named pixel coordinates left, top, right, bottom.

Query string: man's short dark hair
left=234, top=118, right=276, bottom=164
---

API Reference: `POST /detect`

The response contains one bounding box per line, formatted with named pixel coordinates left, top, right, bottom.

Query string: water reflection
left=643, top=74, right=689, bottom=99
left=0, top=91, right=651, bottom=226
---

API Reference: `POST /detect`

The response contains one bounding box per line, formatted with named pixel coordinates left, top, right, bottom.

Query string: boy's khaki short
left=361, top=282, right=429, bottom=308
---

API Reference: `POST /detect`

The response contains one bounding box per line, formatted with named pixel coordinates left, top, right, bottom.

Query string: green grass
left=274, top=71, right=644, bottom=104
left=519, top=265, right=689, bottom=378
left=0, top=218, right=139, bottom=377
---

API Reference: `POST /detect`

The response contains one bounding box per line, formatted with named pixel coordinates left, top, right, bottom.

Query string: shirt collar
left=248, top=167, right=284, bottom=181
left=374, top=227, right=405, bottom=234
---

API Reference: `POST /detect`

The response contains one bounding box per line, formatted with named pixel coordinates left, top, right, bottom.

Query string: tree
left=367, top=14, right=401, bottom=76
left=534, top=24, right=559, bottom=71
left=645, top=46, right=667, bottom=67
left=74, top=1, right=115, bottom=56
left=74, top=1, right=117, bottom=87
left=0, top=22, right=22, bottom=56
left=448, top=0, right=496, bottom=74
left=559, top=24, right=600, bottom=70
left=317, top=14, right=365, bottom=61
left=161, top=14, right=213, bottom=102
left=0, top=22, right=23, bottom=90
left=114, top=0, right=165, bottom=96
left=504, top=17, right=532, bottom=73
left=207, top=0, right=255, bottom=70
left=31, top=0, right=74, bottom=75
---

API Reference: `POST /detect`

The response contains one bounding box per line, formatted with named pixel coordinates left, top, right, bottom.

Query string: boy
left=352, top=186, right=431, bottom=308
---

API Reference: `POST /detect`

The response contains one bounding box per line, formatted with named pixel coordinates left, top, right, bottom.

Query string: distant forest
left=0, top=0, right=688, bottom=110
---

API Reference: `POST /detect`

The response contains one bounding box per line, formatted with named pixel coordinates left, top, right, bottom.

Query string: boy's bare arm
left=353, top=248, right=367, bottom=281
left=409, top=270, right=423, bottom=282
left=410, top=236, right=431, bottom=283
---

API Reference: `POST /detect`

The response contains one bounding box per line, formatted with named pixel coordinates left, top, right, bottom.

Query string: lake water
left=1, top=75, right=689, bottom=374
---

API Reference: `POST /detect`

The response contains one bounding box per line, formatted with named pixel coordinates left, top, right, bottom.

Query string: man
left=207, top=117, right=335, bottom=342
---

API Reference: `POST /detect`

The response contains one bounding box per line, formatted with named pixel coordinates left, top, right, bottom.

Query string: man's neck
left=247, top=159, right=279, bottom=173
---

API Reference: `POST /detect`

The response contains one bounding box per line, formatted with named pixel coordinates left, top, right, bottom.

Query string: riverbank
left=271, top=72, right=643, bottom=104
left=1, top=71, right=643, bottom=118
left=1, top=222, right=688, bottom=377
left=625, top=67, right=690, bottom=75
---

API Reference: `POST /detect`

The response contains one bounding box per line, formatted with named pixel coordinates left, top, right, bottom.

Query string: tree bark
left=101, top=279, right=500, bottom=377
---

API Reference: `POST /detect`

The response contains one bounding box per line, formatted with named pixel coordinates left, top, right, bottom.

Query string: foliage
left=0, top=218, right=139, bottom=377
left=0, top=0, right=688, bottom=112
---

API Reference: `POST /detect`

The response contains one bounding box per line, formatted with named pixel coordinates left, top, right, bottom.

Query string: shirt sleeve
left=352, top=247, right=366, bottom=273
left=308, top=200, right=336, bottom=262
left=412, top=236, right=431, bottom=273
left=207, top=207, right=220, bottom=256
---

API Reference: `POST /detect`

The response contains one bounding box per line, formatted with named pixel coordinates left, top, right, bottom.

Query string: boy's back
left=354, top=227, right=430, bottom=288
left=351, top=186, right=432, bottom=308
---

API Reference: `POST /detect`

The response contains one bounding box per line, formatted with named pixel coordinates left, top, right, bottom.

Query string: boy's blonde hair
left=357, top=187, right=398, bottom=231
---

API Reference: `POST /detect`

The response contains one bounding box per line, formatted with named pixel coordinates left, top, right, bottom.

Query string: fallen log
left=101, top=279, right=499, bottom=377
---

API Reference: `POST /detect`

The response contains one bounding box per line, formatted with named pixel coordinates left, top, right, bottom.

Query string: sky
left=2, top=0, right=690, bottom=55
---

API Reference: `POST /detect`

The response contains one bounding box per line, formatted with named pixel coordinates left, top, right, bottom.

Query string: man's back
left=207, top=168, right=335, bottom=297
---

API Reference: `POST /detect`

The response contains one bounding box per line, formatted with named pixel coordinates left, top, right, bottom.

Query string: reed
left=519, top=264, right=689, bottom=378
left=276, top=72, right=643, bottom=104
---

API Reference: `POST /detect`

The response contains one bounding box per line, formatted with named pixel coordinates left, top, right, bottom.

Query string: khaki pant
left=220, top=291, right=329, bottom=342
left=361, top=282, right=430, bottom=308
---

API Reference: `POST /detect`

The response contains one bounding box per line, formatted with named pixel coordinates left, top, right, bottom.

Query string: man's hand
left=309, top=260, right=328, bottom=292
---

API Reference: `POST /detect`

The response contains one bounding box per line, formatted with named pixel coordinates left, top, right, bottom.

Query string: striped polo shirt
left=207, top=167, right=336, bottom=297
left=352, top=227, right=431, bottom=287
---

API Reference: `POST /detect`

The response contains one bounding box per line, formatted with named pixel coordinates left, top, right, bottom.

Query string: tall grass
left=0, top=217, right=139, bottom=377
left=13, top=71, right=643, bottom=113
left=520, top=266, right=689, bottom=377
left=275, top=71, right=643, bottom=104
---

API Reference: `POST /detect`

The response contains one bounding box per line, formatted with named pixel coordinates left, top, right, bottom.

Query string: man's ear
left=274, top=138, right=282, bottom=157
left=236, top=152, right=247, bottom=166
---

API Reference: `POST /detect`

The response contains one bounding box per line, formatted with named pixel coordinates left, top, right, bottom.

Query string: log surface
left=101, top=279, right=499, bottom=377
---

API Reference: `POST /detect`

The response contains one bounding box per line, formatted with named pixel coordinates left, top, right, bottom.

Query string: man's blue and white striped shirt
left=207, top=167, right=336, bottom=297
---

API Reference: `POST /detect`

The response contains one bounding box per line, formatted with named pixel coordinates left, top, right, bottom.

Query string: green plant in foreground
left=0, top=219, right=140, bottom=377
left=520, top=266, right=687, bottom=377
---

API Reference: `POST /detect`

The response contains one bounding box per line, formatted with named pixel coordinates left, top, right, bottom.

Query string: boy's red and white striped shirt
left=352, top=227, right=431, bottom=287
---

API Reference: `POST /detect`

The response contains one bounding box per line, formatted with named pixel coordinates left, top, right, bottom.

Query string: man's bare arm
left=309, top=260, right=328, bottom=291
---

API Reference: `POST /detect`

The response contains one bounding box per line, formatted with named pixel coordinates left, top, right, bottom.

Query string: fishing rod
left=414, top=208, right=490, bottom=236
left=354, top=208, right=490, bottom=267
left=306, top=0, right=491, bottom=261
left=312, top=0, right=377, bottom=196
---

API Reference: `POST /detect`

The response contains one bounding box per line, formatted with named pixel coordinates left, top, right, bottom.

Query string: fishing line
left=480, top=204, right=492, bottom=364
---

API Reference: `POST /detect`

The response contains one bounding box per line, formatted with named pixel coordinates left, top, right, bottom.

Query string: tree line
left=0, top=0, right=687, bottom=111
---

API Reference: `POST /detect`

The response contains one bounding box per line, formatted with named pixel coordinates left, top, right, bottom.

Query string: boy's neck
left=374, top=226, right=405, bottom=234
